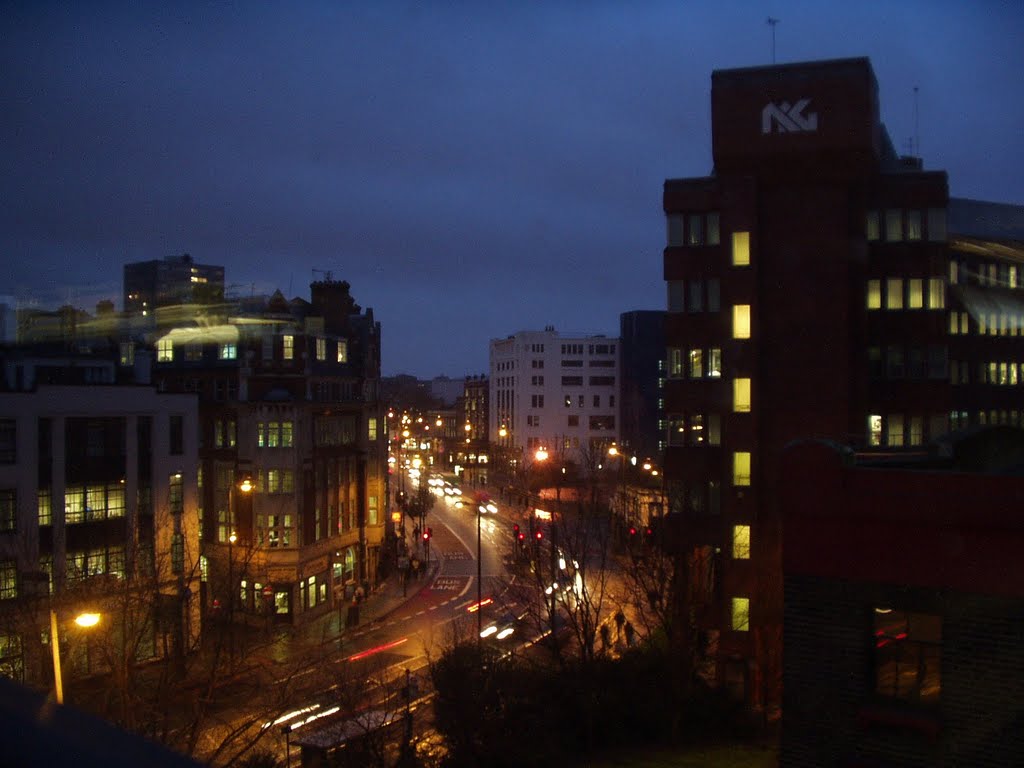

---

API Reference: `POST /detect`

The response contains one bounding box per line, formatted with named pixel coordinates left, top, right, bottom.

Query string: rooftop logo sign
left=761, top=98, right=818, bottom=134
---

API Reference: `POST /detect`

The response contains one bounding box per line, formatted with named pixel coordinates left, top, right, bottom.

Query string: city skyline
left=3, top=2, right=1023, bottom=378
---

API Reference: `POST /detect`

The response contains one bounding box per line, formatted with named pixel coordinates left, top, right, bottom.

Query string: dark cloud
left=2, top=1, right=1022, bottom=376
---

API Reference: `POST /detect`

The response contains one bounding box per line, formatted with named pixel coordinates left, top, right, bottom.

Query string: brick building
left=151, top=279, right=386, bottom=626
left=661, top=56, right=1024, bottom=712
left=781, top=435, right=1024, bottom=766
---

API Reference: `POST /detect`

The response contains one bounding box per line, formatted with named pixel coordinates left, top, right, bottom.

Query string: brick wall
left=782, top=574, right=1024, bottom=767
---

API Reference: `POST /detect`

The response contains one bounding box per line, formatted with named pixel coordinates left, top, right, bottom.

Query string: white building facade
left=489, top=327, right=620, bottom=464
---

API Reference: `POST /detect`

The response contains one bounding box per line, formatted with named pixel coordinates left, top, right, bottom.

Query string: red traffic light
left=517, top=532, right=525, bottom=542
left=535, top=530, right=543, bottom=540
left=513, top=523, right=520, bottom=533
left=628, top=526, right=637, bottom=537
left=422, top=527, right=432, bottom=541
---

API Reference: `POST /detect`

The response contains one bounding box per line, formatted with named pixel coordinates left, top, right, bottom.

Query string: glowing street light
left=50, top=609, right=101, bottom=704
left=74, top=612, right=101, bottom=628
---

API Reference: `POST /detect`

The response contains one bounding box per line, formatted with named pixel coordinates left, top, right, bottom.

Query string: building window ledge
left=857, top=701, right=942, bottom=740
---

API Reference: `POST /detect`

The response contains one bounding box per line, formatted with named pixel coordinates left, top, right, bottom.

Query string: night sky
left=3, top=2, right=1023, bottom=377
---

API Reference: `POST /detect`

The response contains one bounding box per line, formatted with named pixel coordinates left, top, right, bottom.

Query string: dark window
left=0, top=490, right=15, bottom=532
left=873, top=609, right=941, bottom=704
left=171, top=533, right=184, bottom=575
left=687, top=214, right=702, bottom=245
left=688, top=280, right=704, bottom=313
left=886, top=346, right=905, bottom=379
left=170, top=414, right=184, bottom=456
left=561, top=376, right=583, bottom=386
left=0, top=421, right=14, bottom=463
left=589, top=376, right=615, bottom=386
left=868, top=347, right=883, bottom=379
left=707, top=279, right=720, bottom=312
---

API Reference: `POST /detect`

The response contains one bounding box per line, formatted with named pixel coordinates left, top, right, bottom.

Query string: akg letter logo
left=761, top=98, right=818, bottom=134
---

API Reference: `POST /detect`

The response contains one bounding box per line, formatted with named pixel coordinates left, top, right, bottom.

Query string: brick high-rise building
left=661, top=57, right=1024, bottom=713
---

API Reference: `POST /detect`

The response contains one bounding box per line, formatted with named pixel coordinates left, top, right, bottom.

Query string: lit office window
left=908, top=279, right=923, bottom=309
left=733, top=378, right=751, bottom=412
left=667, top=348, right=683, bottom=378
left=689, top=349, right=703, bottom=378
left=887, top=414, right=904, bottom=447
left=886, top=278, right=904, bottom=310
left=928, top=278, right=945, bottom=309
left=708, top=348, right=722, bottom=378
left=733, top=305, right=751, bottom=339
left=868, top=414, right=882, bottom=446
left=732, top=231, right=751, bottom=266
left=867, top=279, right=881, bottom=310
left=732, top=525, right=751, bottom=559
left=157, top=338, right=174, bottom=362
left=732, top=452, right=751, bottom=486
left=731, top=597, right=750, bottom=632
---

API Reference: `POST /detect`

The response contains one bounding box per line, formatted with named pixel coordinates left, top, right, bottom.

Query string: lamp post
left=608, top=444, right=628, bottom=544
left=477, top=495, right=484, bottom=645
left=50, top=609, right=101, bottom=705
left=227, top=530, right=237, bottom=668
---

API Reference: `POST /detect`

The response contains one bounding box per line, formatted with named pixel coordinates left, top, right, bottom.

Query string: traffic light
left=534, top=529, right=543, bottom=541
left=422, top=527, right=432, bottom=542
left=628, top=526, right=638, bottom=538
left=513, top=523, right=520, bottom=535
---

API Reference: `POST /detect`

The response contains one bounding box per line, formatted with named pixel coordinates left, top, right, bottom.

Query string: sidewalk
left=286, top=535, right=443, bottom=650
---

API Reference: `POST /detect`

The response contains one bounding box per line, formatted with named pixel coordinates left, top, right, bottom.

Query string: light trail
left=345, top=636, right=408, bottom=662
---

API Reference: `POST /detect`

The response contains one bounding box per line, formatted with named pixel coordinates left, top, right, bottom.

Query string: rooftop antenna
left=913, top=85, right=920, bottom=159
left=767, top=17, right=780, bottom=64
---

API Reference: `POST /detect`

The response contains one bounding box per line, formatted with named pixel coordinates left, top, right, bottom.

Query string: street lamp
left=228, top=530, right=237, bottom=667
left=50, top=609, right=101, bottom=704
left=608, top=443, right=628, bottom=541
